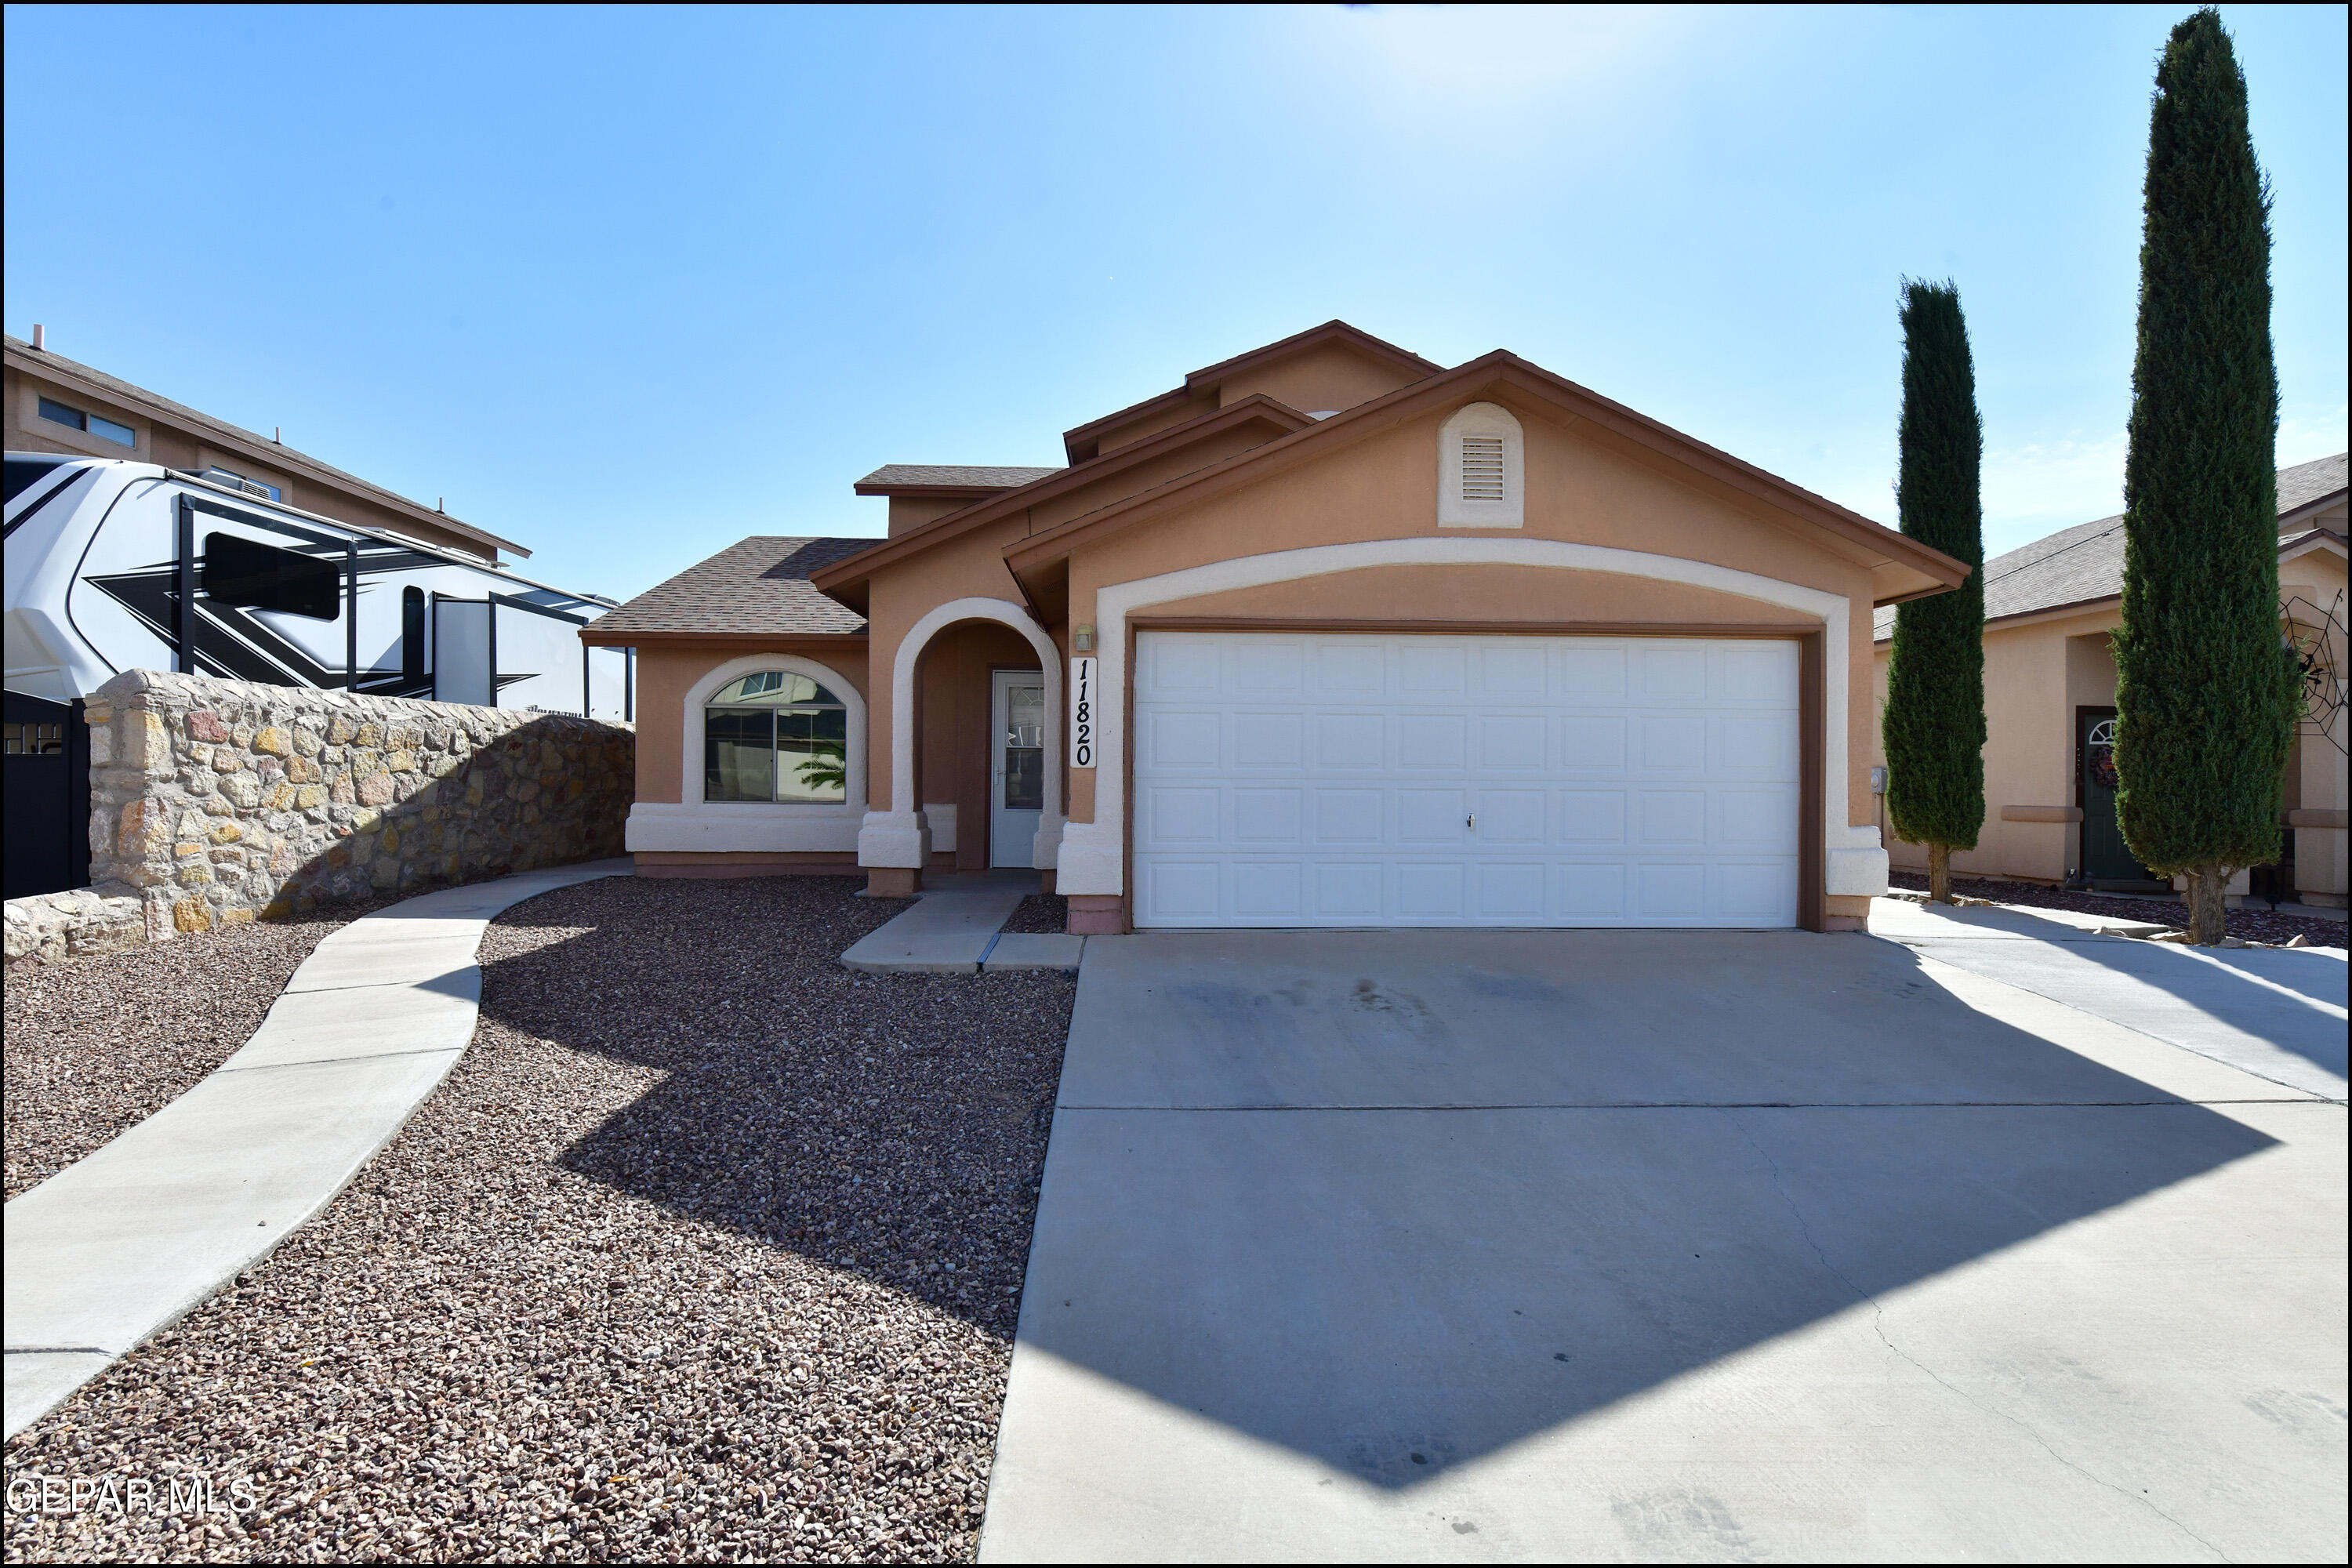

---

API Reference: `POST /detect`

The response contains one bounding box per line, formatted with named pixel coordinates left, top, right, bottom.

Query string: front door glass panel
left=1003, top=684, right=1045, bottom=810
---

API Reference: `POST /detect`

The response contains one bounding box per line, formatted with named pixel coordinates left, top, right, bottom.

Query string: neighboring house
left=5, top=331, right=524, bottom=564
left=587, top=321, right=1968, bottom=933
left=1869, top=452, right=2349, bottom=907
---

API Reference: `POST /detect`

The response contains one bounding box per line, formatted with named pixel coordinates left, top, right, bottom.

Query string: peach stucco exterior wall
left=1871, top=542, right=2347, bottom=898
left=1214, top=341, right=1425, bottom=416
left=631, top=640, right=869, bottom=808
left=1058, top=401, right=1886, bottom=830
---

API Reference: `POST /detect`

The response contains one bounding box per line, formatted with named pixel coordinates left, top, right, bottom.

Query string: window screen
left=201, top=532, right=341, bottom=620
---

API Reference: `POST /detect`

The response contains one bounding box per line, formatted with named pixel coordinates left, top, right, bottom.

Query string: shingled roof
left=587, top=536, right=872, bottom=639
left=855, top=464, right=1060, bottom=492
left=1874, top=452, right=2348, bottom=641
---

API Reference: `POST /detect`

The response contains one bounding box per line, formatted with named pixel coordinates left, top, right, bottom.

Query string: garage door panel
left=1556, top=644, right=1628, bottom=697
left=1143, top=785, right=1220, bottom=845
left=1232, top=788, right=1302, bottom=844
left=1314, top=642, right=1385, bottom=694
left=1232, top=862, right=1303, bottom=916
left=1312, top=789, right=1384, bottom=842
left=1149, top=710, right=1221, bottom=769
left=1231, top=641, right=1304, bottom=692
left=1639, top=791, right=1708, bottom=844
left=1232, top=713, right=1303, bottom=768
left=1396, top=862, right=1465, bottom=917
left=1132, top=633, right=1798, bottom=928
left=1397, top=790, right=1468, bottom=844
left=1479, top=714, right=1548, bottom=769
left=1476, top=789, right=1547, bottom=843
left=1556, top=715, right=1628, bottom=771
left=1557, top=789, right=1629, bottom=844
left=1480, top=644, right=1549, bottom=697
left=1640, top=716, right=1710, bottom=772
left=1396, top=713, right=1468, bottom=768
left=1399, top=644, right=1468, bottom=695
left=1639, top=646, right=1710, bottom=702
left=1314, top=862, right=1382, bottom=916
left=1559, top=862, right=1629, bottom=915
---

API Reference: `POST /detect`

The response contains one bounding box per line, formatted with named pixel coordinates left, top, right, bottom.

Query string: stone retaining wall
left=3, top=670, right=633, bottom=965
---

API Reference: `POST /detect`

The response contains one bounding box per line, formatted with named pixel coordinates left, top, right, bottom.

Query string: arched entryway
left=858, top=596, right=1062, bottom=891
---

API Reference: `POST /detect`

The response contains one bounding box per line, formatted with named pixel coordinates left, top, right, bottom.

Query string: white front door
left=1130, top=631, right=1802, bottom=927
left=991, top=670, right=1047, bottom=868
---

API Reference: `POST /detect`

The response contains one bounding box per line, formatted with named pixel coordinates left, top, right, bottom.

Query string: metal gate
left=4, top=691, right=91, bottom=899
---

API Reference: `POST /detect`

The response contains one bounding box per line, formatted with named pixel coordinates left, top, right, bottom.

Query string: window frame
left=680, top=653, right=866, bottom=815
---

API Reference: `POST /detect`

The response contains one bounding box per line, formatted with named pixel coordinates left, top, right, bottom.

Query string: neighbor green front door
left=2078, top=708, right=2154, bottom=884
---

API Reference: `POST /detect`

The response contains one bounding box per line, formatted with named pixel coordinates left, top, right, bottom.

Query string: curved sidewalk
left=2, top=858, right=631, bottom=1439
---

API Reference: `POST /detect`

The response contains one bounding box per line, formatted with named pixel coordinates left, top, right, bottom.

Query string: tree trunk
left=1929, top=842, right=1952, bottom=904
left=2184, top=862, right=2230, bottom=945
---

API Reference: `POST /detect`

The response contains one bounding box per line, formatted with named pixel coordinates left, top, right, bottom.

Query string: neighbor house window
left=705, top=671, right=848, bottom=803
left=37, top=396, right=135, bottom=447
left=201, top=466, right=283, bottom=502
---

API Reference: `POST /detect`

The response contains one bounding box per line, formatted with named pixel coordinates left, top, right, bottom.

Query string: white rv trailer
left=4, top=453, right=632, bottom=717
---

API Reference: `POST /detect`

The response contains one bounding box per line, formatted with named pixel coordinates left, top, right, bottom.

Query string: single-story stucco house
left=585, top=321, right=1969, bottom=934
left=1869, top=452, right=2348, bottom=906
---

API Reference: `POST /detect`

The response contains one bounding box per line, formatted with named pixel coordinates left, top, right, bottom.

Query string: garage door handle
left=1466, top=814, right=1476, bottom=832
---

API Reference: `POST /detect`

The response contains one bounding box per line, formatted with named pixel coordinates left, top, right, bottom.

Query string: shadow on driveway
left=1014, top=928, right=2285, bottom=1489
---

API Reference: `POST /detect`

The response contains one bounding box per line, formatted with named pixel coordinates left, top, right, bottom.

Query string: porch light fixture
left=1073, top=624, right=1095, bottom=652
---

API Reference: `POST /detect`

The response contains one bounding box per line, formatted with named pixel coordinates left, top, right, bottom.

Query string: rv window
left=201, top=532, right=341, bottom=621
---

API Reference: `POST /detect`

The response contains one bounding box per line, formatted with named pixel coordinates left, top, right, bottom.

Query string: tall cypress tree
left=1882, top=280, right=1986, bottom=902
left=2114, top=7, right=2296, bottom=945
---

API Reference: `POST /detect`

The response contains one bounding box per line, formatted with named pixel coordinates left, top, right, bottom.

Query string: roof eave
left=814, top=396, right=1316, bottom=597
left=581, top=626, right=868, bottom=647
left=1007, top=352, right=1969, bottom=591
left=5, top=341, right=530, bottom=558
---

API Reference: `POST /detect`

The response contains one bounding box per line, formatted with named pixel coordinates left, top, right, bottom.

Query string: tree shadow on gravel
left=474, top=874, right=1075, bottom=1341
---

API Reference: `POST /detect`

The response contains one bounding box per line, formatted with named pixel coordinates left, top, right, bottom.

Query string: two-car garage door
left=1131, top=631, right=1801, bottom=928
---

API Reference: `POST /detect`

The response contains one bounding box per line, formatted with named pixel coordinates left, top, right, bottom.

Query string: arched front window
left=705, top=671, right=848, bottom=803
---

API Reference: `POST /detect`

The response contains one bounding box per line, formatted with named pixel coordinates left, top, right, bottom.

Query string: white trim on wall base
left=625, top=804, right=861, bottom=855
left=1054, top=536, right=1886, bottom=900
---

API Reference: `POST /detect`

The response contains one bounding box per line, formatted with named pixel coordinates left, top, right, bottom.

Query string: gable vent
left=1460, top=437, right=1506, bottom=502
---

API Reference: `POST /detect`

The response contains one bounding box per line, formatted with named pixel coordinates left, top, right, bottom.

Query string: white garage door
left=1131, top=631, right=1801, bottom=928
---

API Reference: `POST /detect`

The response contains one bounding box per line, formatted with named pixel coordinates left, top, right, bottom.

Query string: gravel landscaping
left=1886, top=869, right=2347, bottom=948
left=997, top=892, right=1068, bottom=935
left=3, top=900, right=394, bottom=1201
left=4, top=874, right=1076, bottom=1563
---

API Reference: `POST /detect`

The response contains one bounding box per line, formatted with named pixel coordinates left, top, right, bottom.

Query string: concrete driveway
left=980, top=923, right=2347, bottom=1563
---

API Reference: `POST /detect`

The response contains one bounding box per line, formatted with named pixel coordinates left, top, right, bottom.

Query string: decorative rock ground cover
left=3, top=900, right=392, bottom=1201
left=1886, top=869, right=2346, bottom=947
left=2, top=875, right=1075, bottom=1563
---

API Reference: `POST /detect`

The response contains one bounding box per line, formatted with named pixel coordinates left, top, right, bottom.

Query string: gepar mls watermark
left=7, top=1471, right=258, bottom=1519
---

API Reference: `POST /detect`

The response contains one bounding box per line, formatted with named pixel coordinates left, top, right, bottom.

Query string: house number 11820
left=1069, top=655, right=1097, bottom=768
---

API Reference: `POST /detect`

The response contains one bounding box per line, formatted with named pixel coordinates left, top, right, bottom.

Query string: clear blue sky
left=5, top=4, right=2345, bottom=601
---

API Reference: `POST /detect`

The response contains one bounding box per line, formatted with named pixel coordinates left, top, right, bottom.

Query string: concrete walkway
left=841, top=871, right=1083, bottom=975
left=2, top=858, right=631, bottom=1440
left=982, top=926, right=2346, bottom=1562
left=1869, top=895, right=2347, bottom=1100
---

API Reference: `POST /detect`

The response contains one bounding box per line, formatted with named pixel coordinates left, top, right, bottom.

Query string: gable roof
left=1870, top=451, right=2349, bottom=641
left=4, top=335, right=529, bottom=559
left=813, top=394, right=1319, bottom=608
left=854, top=464, right=1060, bottom=497
left=584, top=535, right=870, bottom=641
left=1003, top=350, right=1969, bottom=605
left=1061, top=320, right=1443, bottom=464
